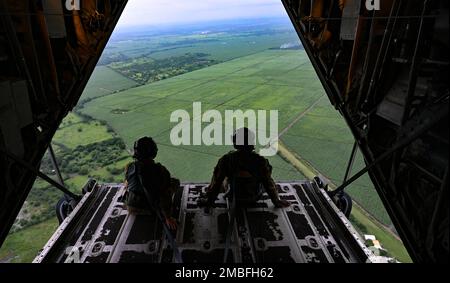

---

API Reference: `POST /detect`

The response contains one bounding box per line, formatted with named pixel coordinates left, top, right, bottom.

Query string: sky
left=117, top=0, right=288, bottom=27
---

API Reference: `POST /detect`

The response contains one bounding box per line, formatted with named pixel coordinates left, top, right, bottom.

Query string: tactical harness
left=223, top=152, right=264, bottom=263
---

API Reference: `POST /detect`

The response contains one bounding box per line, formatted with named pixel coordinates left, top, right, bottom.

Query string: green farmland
left=0, top=218, right=59, bottom=263
left=101, top=19, right=300, bottom=62
left=80, top=50, right=315, bottom=182
left=81, top=66, right=139, bottom=102
left=281, top=98, right=394, bottom=227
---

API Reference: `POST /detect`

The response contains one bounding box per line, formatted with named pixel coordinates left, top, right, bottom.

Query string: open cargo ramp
left=34, top=181, right=374, bottom=263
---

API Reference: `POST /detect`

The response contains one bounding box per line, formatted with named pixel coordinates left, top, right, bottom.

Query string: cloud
left=117, top=0, right=287, bottom=27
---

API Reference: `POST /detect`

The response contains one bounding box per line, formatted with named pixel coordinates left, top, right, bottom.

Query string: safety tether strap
left=154, top=208, right=183, bottom=263
left=223, top=177, right=237, bottom=263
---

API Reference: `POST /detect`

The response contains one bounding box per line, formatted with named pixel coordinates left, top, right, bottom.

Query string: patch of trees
left=39, top=137, right=127, bottom=177
left=13, top=137, right=129, bottom=233
left=112, top=53, right=221, bottom=84
left=106, top=166, right=124, bottom=176
left=11, top=187, right=62, bottom=233
left=60, top=138, right=127, bottom=176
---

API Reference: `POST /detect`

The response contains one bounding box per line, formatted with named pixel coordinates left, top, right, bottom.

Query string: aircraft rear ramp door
left=33, top=181, right=374, bottom=263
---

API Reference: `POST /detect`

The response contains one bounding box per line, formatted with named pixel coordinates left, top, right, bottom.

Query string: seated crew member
left=199, top=128, right=290, bottom=208
left=125, top=137, right=179, bottom=230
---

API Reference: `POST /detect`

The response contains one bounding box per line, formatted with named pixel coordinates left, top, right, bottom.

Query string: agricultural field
left=53, top=114, right=113, bottom=149
left=98, top=19, right=301, bottom=85
left=0, top=218, right=59, bottom=263
left=100, top=18, right=300, bottom=63
left=81, top=66, right=139, bottom=102
left=281, top=98, right=394, bottom=227
left=80, top=50, right=317, bottom=182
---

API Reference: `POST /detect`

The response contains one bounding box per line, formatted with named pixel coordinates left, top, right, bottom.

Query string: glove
left=197, top=197, right=214, bottom=208
left=165, top=216, right=178, bottom=230
left=273, top=199, right=291, bottom=208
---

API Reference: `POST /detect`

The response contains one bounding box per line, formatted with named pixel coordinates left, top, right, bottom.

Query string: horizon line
left=116, top=15, right=292, bottom=30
